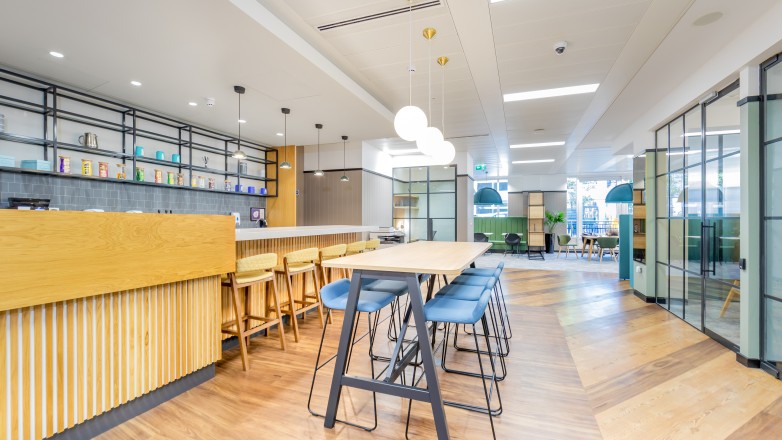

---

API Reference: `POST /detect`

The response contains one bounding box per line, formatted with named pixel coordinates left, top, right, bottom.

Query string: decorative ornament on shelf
left=279, top=107, right=292, bottom=170
left=231, top=85, right=247, bottom=160
left=393, top=1, right=427, bottom=141
left=340, top=135, right=349, bottom=182
left=416, top=27, right=443, bottom=157
left=313, top=123, right=324, bottom=176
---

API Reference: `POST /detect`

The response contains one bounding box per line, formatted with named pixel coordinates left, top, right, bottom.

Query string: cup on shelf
left=234, top=184, right=243, bottom=193
left=247, top=186, right=255, bottom=194
left=134, top=145, right=144, bottom=157
left=155, top=151, right=165, bottom=160
left=171, top=153, right=180, bottom=163
left=259, top=187, right=267, bottom=195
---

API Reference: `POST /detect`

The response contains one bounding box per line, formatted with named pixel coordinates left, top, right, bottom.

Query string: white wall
left=507, top=174, right=568, bottom=192
left=389, top=150, right=473, bottom=176
left=302, top=140, right=362, bottom=171
left=362, top=142, right=393, bottom=176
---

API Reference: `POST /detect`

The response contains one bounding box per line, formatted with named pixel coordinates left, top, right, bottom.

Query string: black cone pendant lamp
left=231, top=85, right=247, bottom=160
left=313, top=123, right=324, bottom=176
left=279, top=108, right=291, bottom=170
left=340, top=135, right=349, bottom=182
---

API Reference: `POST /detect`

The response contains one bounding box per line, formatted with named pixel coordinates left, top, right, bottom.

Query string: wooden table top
left=322, top=241, right=491, bottom=276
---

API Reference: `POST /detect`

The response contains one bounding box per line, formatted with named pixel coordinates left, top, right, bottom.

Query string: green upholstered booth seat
left=474, top=217, right=528, bottom=252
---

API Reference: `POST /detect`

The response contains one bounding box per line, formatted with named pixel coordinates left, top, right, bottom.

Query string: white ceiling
left=2, top=0, right=779, bottom=179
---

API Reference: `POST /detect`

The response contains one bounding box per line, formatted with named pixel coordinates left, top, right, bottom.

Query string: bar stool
left=406, top=283, right=502, bottom=439
left=308, top=278, right=399, bottom=431
left=275, top=247, right=323, bottom=341
left=346, top=240, right=367, bottom=255
left=317, top=244, right=348, bottom=288
left=221, top=252, right=285, bottom=371
left=450, top=268, right=511, bottom=358
left=461, top=262, right=512, bottom=339
left=365, top=238, right=380, bottom=251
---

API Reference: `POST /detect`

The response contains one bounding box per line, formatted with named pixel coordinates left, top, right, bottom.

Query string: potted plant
left=544, top=210, right=566, bottom=254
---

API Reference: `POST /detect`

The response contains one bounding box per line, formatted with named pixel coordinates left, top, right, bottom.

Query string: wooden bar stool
left=365, top=239, right=380, bottom=251
left=275, top=247, right=324, bottom=340
left=221, top=252, right=285, bottom=371
left=317, top=244, right=347, bottom=289
left=346, top=240, right=367, bottom=255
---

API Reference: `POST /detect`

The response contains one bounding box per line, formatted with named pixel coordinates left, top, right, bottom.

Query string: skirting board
left=48, top=364, right=215, bottom=440
left=633, top=289, right=656, bottom=303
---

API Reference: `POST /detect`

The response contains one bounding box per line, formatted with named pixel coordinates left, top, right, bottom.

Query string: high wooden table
left=322, top=241, right=491, bottom=439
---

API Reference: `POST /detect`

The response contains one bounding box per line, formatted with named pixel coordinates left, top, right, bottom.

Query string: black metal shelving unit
left=0, top=67, right=278, bottom=196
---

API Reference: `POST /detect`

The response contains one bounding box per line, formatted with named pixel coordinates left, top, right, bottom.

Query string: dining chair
left=503, top=233, right=521, bottom=257
left=595, top=236, right=619, bottom=261
left=557, top=234, right=578, bottom=258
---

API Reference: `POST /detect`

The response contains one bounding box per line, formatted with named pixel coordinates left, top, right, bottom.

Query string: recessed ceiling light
left=238, top=119, right=247, bottom=124
left=490, top=0, right=506, bottom=3
left=683, top=129, right=739, bottom=137
left=276, top=132, right=284, bottom=136
left=510, top=141, right=565, bottom=149
left=385, top=148, right=422, bottom=156
left=504, top=83, right=599, bottom=102
left=130, top=80, right=142, bottom=87
left=512, top=159, right=556, bottom=164
left=49, top=51, right=64, bottom=58
left=188, top=102, right=198, bottom=106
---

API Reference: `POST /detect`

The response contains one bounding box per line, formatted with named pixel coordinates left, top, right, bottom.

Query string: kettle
left=79, top=132, right=98, bottom=148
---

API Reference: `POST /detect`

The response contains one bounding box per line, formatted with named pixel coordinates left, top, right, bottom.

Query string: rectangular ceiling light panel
left=512, top=159, right=556, bottom=164
left=509, top=141, right=565, bottom=149
left=504, top=84, right=600, bottom=102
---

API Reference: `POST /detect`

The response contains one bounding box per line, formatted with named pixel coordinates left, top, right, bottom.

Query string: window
left=473, top=179, right=508, bottom=217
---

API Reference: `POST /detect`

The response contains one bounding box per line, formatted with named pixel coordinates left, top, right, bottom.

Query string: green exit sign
left=475, top=164, right=486, bottom=171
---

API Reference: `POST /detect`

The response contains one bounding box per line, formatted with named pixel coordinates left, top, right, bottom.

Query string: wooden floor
left=98, top=269, right=782, bottom=439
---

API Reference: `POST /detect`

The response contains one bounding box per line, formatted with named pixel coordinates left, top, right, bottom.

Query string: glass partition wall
left=762, top=56, right=782, bottom=375
left=392, top=165, right=457, bottom=242
left=655, top=81, right=741, bottom=349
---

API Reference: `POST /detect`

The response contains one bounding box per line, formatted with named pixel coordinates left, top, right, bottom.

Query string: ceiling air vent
left=317, top=1, right=441, bottom=31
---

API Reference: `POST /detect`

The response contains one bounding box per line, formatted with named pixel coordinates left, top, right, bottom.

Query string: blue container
left=134, top=146, right=144, bottom=156
left=171, top=153, right=180, bottom=163
left=20, top=160, right=52, bottom=171
left=234, top=184, right=244, bottom=193
left=247, top=186, right=255, bottom=194
left=155, top=151, right=165, bottom=160
left=259, top=187, right=268, bottom=195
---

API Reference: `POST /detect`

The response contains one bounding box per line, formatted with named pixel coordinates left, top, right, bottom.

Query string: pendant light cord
left=317, top=126, right=320, bottom=170
left=408, top=1, right=413, bottom=106
left=428, top=37, right=432, bottom=120
left=343, top=138, right=346, bottom=172
left=283, top=112, right=287, bottom=163
left=237, top=92, right=241, bottom=152
left=441, top=62, right=445, bottom=136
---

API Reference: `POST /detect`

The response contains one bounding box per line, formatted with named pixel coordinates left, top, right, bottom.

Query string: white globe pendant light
left=433, top=140, right=455, bottom=164
left=394, top=106, right=427, bottom=141
left=416, top=126, right=444, bottom=156
left=393, top=1, right=427, bottom=141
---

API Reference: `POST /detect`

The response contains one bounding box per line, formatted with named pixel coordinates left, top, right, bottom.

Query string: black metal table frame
left=323, top=269, right=449, bottom=439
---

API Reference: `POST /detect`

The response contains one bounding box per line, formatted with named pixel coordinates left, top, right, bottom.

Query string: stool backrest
left=505, top=233, right=521, bottom=245
left=558, top=234, right=571, bottom=245
left=284, top=247, right=319, bottom=264
left=319, top=244, right=347, bottom=262
left=236, top=253, right=278, bottom=273
left=365, top=239, right=381, bottom=250
left=346, top=241, right=367, bottom=254
left=497, top=261, right=505, bottom=271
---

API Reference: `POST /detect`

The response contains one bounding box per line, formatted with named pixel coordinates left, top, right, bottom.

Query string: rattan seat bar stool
left=221, top=252, right=286, bottom=371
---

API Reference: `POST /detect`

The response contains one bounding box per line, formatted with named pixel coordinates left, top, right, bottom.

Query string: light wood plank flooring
left=98, top=269, right=782, bottom=439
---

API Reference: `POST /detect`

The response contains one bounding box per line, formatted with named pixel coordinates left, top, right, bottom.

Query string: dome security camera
left=554, top=41, right=568, bottom=55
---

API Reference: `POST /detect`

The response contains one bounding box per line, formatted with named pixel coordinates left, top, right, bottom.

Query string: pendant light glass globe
left=340, top=174, right=350, bottom=182
left=394, top=106, right=428, bottom=141
left=432, top=140, right=455, bottom=164
left=231, top=149, right=247, bottom=160
left=279, top=161, right=291, bottom=169
left=314, top=170, right=324, bottom=176
left=416, top=126, right=443, bottom=156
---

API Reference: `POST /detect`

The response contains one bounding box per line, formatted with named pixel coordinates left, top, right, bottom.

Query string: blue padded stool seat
left=361, top=279, right=408, bottom=296
left=424, top=291, right=492, bottom=325
left=462, top=262, right=504, bottom=277
left=321, top=279, right=397, bottom=314
left=437, top=280, right=494, bottom=301
left=451, top=271, right=499, bottom=286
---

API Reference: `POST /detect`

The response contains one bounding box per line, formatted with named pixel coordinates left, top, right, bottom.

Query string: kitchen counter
left=236, top=225, right=376, bottom=241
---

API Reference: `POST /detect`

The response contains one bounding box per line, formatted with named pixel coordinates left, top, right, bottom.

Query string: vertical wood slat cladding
left=224, top=233, right=360, bottom=338
left=0, top=276, right=220, bottom=440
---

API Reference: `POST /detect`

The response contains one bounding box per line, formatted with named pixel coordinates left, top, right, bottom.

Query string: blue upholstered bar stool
left=307, top=279, right=404, bottom=431
left=462, top=262, right=509, bottom=335
left=407, top=285, right=502, bottom=439
left=450, top=266, right=512, bottom=356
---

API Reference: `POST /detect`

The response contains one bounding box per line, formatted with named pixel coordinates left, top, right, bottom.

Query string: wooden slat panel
left=265, top=145, right=297, bottom=227
left=0, top=211, right=235, bottom=311
left=0, top=275, right=222, bottom=440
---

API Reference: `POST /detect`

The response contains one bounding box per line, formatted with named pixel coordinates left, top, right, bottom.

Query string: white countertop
left=235, top=225, right=377, bottom=241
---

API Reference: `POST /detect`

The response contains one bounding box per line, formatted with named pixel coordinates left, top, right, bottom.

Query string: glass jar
left=116, top=163, right=126, bottom=180
left=224, top=180, right=232, bottom=191
left=135, top=167, right=145, bottom=182
left=208, top=177, right=215, bottom=189
left=177, top=173, right=185, bottom=186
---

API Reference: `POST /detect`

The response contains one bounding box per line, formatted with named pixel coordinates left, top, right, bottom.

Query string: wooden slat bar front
left=0, top=211, right=234, bottom=440
left=0, top=211, right=235, bottom=311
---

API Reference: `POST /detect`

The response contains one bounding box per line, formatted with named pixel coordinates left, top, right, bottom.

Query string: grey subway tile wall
left=0, top=171, right=265, bottom=228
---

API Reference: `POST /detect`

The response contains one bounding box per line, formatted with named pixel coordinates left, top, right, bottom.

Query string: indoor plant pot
left=544, top=210, right=566, bottom=254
